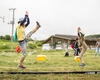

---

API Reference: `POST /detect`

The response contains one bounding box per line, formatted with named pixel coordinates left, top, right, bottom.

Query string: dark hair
left=18, top=21, right=20, bottom=24
left=76, top=38, right=78, bottom=40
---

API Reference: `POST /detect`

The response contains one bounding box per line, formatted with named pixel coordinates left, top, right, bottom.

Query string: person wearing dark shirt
left=74, top=38, right=81, bottom=56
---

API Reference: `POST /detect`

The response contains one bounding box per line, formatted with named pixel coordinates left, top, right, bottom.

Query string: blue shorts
left=18, top=39, right=27, bottom=56
left=18, top=31, right=33, bottom=56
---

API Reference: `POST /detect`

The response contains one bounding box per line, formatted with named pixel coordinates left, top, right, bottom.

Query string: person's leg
left=79, top=47, right=84, bottom=63
left=98, top=48, right=100, bottom=58
left=74, top=49, right=76, bottom=56
left=76, top=48, right=79, bottom=56
left=19, top=56, right=26, bottom=67
left=25, top=21, right=41, bottom=41
left=78, top=48, right=81, bottom=55
left=79, top=41, right=87, bottom=66
left=95, top=48, right=98, bottom=57
left=18, top=40, right=27, bottom=68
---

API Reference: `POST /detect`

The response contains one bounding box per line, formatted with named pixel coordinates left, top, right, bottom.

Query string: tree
left=86, top=34, right=100, bottom=38
left=4, top=35, right=11, bottom=40
left=0, top=36, right=4, bottom=40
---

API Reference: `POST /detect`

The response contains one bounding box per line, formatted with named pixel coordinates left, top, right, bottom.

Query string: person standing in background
left=95, top=38, right=100, bottom=58
left=73, top=38, right=81, bottom=56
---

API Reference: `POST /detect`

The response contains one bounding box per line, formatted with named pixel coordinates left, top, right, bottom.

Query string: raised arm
left=20, top=11, right=30, bottom=27
left=25, top=16, right=30, bottom=27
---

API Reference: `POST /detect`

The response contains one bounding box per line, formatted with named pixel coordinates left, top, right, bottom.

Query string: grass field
left=0, top=74, right=100, bottom=80
left=0, top=49, right=100, bottom=80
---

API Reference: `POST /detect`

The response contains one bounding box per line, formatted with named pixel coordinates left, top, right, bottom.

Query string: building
left=43, top=34, right=97, bottom=49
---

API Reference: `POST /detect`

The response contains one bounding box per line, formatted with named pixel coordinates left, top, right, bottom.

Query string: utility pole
left=9, top=8, right=16, bottom=50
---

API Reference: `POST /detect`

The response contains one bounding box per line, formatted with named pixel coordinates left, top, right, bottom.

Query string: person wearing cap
left=95, top=38, right=100, bottom=58
left=73, top=38, right=81, bottom=56
left=77, top=27, right=87, bottom=67
left=16, top=11, right=41, bottom=68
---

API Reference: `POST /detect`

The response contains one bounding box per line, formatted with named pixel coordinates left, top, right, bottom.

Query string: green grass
left=0, top=49, right=99, bottom=71
left=0, top=49, right=100, bottom=80
left=0, top=74, right=100, bottom=80
left=0, top=40, right=18, bottom=50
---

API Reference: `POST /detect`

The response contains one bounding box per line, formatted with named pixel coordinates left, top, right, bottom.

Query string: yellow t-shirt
left=17, top=24, right=26, bottom=41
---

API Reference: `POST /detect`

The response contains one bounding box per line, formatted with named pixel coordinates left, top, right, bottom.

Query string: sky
left=0, top=0, right=100, bottom=40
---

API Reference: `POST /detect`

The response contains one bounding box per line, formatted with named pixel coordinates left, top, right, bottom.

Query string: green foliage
left=0, top=35, right=5, bottom=40
left=4, top=35, right=11, bottom=40
left=0, top=40, right=18, bottom=50
left=0, top=44, right=10, bottom=49
left=37, top=42, right=42, bottom=47
left=0, top=38, right=43, bottom=50
left=28, top=38, right=34, bottom=41
left=0, top=35, right=11, bottom=40
left=28, top=43, right=36, bottom=49
left=86, top=34, right=100, bottom=38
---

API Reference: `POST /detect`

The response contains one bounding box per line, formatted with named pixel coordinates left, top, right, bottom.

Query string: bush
left=28, top=43, right=36, bottom=49
left=0, top=44, right=10, bottom=49
left=37, top=42, right=42, bottom=47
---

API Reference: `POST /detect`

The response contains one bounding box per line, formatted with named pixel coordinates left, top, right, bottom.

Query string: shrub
left=37, top=42, right=42, bottom=47
left=0, top=44, right=10, bottom=49
left=28, top=43, right=36, bottom=49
